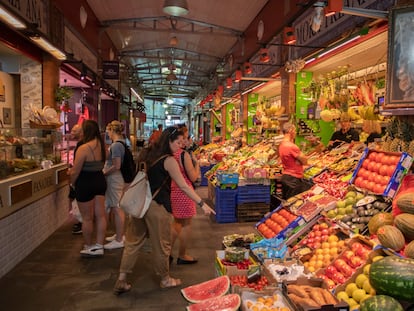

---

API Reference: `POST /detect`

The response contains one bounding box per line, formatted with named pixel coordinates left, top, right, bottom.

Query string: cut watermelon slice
left=186, top=293, right=241, bottom=311
left=181, top=275, right=230, bottom=303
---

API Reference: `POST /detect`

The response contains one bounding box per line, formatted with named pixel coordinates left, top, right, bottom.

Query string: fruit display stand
left=240, top=288, right=296, bottom=311
left=350, top=149, right=413, bottom=198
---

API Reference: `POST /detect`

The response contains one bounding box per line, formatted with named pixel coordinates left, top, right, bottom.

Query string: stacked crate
left=214, top=187, right=238, bottom=223
left=237, top=184, right=271, bottom=222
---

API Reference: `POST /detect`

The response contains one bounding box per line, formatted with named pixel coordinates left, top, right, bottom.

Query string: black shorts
left=75, top=171, right=107, bottom=202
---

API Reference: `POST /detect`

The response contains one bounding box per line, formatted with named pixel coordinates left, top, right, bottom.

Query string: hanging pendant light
left=283, top=27, right=296, bottom=45
left=163, top=0, right=189, bottom=16
left=234, top=70, right=242, bottom=83
left=226, top=77, right=233, bottom=89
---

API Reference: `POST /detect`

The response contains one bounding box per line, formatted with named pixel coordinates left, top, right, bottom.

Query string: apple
left=334, top=258, right=347, bottom=270
left=350, top=242, right=364, bottom=252
left=325, top=265, right=338, bottom=277
left=349, top=256, right=363, bottom=268
left=342, top=250, right=355, bottom=262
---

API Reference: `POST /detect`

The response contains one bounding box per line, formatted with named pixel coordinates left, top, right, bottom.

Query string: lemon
left=352, top=289, right=366, bottom=302
left=355, top=274, right=368, bottom=288
left=336, top=291, right=349, bottom=302
left=348, top=298, right=358, bottom=307
left=345, top=283, right=358, bottom=297
left=363, top=264, right=371, bottom=275
left=363, top=279, right=376, bottom=295
left=372, top=255, right=384, bottom=262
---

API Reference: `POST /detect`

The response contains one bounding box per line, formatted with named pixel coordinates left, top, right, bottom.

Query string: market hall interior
left=0, top=187, right=255, bottom=311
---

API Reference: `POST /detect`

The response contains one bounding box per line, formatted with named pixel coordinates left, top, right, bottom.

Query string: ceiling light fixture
left=234, top=70, right=242, bottom=83
left=166, top=98, right=174, bottom=104
left=226, top=77, right=233, bottom=89
left=243, top=62, right=252, bottom=75
left=283, top=27, right=296, bottom=45
left=163, top=0, right=189, bottom=16
left=29, top=34, right=66, bottom=60
left=0, top=5, right=26, bottom=29
left=169, top=36, right=178, bottom=46
left=259, top=48, right=270, bottom=63
left=166, top=72, right=177, bottom=81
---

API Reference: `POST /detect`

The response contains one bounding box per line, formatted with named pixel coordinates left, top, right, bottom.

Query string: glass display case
left=0, top=128, right=63, bottom=179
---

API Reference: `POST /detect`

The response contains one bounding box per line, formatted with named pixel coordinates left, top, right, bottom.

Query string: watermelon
left=186, top=293, right=240, bottom=311
left=360, top=295, right=404, bottom=311
left=369, top=256, right=414, bottom=302
left=181, top=276, right=230, bottom=303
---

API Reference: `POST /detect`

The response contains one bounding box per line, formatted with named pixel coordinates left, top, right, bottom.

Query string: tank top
left=147, top=157, right=171, bottom=212
left=82, top=144, right=104, bottom=172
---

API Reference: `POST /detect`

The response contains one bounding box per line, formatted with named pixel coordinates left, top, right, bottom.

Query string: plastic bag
left=70, top=200, right=83, bottom=222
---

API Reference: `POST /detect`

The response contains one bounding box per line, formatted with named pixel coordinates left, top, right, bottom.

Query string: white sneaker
left=104, top=239, right=124, bottom=250
left=105, top=234, right=117, bottom=242
left=80, top=244, right=104, bottom=257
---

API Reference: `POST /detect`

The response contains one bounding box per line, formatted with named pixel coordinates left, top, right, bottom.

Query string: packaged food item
left=224, top=247, right=248, bottom=263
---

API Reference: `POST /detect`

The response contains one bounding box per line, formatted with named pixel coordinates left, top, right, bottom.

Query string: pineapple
left=409, top=140, right=414, bottom=157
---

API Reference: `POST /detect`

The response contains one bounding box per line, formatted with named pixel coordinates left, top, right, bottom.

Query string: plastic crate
left=214, top=187, right=238, bottom=223
left=237, top=184, right=270, bottom=204
left=200, top=165, right=213, bottom=186
left=237, top=203, right=269, bottom=222
left=217, top=171, right=239, bottom=185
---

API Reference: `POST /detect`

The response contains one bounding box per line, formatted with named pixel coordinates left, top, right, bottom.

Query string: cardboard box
left=240, top=287, right=297, bottom=311
left=283, top=277, right=349, bottom=311
left=263, top=259, right=310, bottom=284
left=215, top=250, right=259, bottom=276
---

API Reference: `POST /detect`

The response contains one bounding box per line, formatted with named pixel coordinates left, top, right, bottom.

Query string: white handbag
left=119, top=155, right=168, bottom=218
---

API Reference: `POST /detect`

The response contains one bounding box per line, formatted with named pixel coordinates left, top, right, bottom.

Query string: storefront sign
left=2, top=0, right=48, bottom=34
left=102, top=61, right=120, bottom=80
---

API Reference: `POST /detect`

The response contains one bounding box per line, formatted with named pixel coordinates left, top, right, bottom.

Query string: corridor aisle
left=0, top=187, right=257, bottom=311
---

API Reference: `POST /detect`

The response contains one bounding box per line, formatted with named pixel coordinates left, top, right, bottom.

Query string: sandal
left=160, top=276, right=182, bottom=289
left=113, top=279, right=132, bottom=295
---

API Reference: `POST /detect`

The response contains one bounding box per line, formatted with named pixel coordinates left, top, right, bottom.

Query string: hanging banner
left=102, top=61, right=119, bottom=80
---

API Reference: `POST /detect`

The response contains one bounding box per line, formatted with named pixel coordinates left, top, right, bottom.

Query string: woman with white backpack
left=113, top=126, right=214, bottom=295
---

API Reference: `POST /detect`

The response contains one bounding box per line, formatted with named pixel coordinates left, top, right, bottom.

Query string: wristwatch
left=197, top=199, right=204, bottom=207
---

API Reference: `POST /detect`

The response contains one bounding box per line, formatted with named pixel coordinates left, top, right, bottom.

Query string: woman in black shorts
left=69, top=120, right=107, bottom=257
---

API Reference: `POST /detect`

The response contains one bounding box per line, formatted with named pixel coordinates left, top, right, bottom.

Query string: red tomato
left=368, top=152, right=378, bottom=161
left=362, top=159, right=370, bottom=169
left=386, top=165, right=396, bottom=176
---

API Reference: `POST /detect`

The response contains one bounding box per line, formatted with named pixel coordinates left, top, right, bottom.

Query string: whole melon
left=369, top=256, right=414, bottom=302
left=396, top=193, right=414, bottom=214
left=377, top=225, right=405, bottom=252
left=360, top=295, right=404, bottom=311
left=186, top=294, right=241, bottom=311
left=405, top=240, right=414, bottom=259
left=394, top=213, right=414, bottom=241
left=181, top=276, right=230, bottom=303
left=368, top=212, right=394, bottom=235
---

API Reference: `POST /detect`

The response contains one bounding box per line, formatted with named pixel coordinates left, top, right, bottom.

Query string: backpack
left=119, top=155, right=168, bottom=218
left=117, top=141, right=136, bottom=183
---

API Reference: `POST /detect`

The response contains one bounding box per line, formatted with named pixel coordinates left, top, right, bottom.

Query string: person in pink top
left=279, top=122, right=312, bottom=199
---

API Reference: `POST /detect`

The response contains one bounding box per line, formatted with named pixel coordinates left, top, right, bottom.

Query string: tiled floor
left=0, top=187, right=257, bottom=311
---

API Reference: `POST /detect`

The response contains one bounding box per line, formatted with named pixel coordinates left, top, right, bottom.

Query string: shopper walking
left=279, top=122, right=312, bottom=199
left=69, top=120, right=107, bottom=257
left=170, top=125, right=201, bottom=265
left=103, top=120, right=127, bottom=250
left=113, top=126, right=214, bottom=295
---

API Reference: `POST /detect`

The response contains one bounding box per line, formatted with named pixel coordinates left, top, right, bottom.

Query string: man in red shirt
left=148, top=124, right=163, bottom=145
left=279, top=122, right=312, bottom=199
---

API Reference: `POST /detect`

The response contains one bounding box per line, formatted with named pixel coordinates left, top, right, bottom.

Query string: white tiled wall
left=0, top=187, right=69, bottom=278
